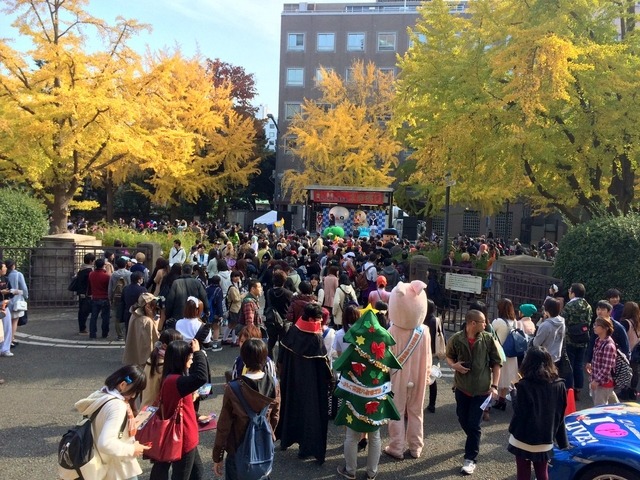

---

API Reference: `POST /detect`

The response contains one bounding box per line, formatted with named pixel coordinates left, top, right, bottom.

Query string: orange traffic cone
left=565, top=388, right=576, bottom=416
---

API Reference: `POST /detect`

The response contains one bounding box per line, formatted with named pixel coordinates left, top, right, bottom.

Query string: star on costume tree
left=333, top=310, right=402, bottom=432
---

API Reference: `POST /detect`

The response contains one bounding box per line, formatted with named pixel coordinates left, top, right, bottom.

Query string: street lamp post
left=266, top=114, right=280, bottom=209
left=443, top=172, right=456, bottom=257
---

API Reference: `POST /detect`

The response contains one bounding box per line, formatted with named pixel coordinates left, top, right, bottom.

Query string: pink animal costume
left=384, top=280, right=432, bottom=459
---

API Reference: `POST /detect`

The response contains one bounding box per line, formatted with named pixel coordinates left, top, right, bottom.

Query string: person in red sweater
left=87, top=258, right=111, bottom=339
left=149, top=338, right=208, bottom=480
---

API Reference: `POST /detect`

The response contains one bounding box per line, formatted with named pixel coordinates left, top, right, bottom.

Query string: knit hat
left=519, top=304, right=537, bottom=317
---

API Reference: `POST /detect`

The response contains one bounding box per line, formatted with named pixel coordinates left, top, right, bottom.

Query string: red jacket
left=88, top=269, right=110, bottom=300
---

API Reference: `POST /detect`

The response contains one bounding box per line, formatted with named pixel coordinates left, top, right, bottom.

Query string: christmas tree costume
left=334, top=308, right=401, bottom=478
left=334, top=309, right=402, bottom=431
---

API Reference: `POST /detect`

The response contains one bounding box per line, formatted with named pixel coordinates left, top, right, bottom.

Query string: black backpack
left=58, top=398, right=127, bottom=477
left=229, top=380, right=274, bottom=480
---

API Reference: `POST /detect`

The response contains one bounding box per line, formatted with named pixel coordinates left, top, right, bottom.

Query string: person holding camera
left=122, top=293, right=160, bottom=367
left=446, top=309, right=502, bottom=476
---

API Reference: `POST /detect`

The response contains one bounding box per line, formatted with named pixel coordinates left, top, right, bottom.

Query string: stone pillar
left=409, top=255, right=430, bottom=283
left=32, top=233, right=102, bottom=306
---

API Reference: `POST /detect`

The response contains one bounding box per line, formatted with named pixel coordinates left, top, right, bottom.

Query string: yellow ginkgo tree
left=282, top=60, right=402, bottom=203
left=133, top=52, right=260, bottom=216
left=394, top=0, right=640, bottom=222
left=0, top=0, right=150, bottom=233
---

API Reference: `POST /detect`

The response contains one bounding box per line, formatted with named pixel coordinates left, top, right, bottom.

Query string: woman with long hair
left=149, top=339, right=208, bottom=480
left=4, top=259, right=27, bottom=355
left=620, top=301, right=640, bottom=399
left=59, top=365, right=149, bottom=480
left=141, top=329, right=183, bottom=408
left=491, top=298, right=519, bottom=410
left=147, top=257, right=169, bottom=296
left=508, top=346, right=568, bottom=480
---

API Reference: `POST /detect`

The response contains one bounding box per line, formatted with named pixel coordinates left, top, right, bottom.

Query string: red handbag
left=136, top=376, right=184, bottom=462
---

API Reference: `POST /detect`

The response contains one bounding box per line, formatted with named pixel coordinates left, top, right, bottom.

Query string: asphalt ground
left=0, top=307, right=594, bottom=480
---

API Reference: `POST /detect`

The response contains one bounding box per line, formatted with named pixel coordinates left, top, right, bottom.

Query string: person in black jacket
left=265, top=270, right=293, bottom=358
left=74, top=252, right=95, bottom=335
left=508, top=346, right=569, bottom=480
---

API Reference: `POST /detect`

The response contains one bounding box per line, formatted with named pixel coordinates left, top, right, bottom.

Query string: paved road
left=0, top=308, right=590, bottom=480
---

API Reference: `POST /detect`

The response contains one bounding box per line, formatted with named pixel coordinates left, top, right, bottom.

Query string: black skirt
left=507, top=444, right=552, bottom=463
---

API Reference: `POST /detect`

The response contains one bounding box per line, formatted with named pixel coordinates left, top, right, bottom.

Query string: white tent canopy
left=253, top=210, right=278, bottom=226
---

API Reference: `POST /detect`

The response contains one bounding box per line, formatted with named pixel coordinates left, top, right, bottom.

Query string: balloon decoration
left=323, top=226, right=345, bottom=239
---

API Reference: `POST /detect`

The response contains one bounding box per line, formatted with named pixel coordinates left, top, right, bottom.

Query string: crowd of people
left=44, top=219, right=638, bottom=479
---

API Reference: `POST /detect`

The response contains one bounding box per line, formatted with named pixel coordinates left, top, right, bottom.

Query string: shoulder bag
left=135, top=375, right=184, bottom=462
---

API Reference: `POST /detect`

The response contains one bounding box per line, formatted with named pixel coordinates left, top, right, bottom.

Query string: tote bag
left=136, top=376, right=184, bottom=462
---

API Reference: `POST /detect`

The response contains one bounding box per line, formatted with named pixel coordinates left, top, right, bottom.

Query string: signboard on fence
left=445, top=273, right=483, bottom=294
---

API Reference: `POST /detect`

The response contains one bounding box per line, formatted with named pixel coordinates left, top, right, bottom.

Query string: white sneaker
left=209, top=342, right=222, bottom=352
left=461, top=459, right=476, bottom=475
left=1, top=351, right=14, bottom=357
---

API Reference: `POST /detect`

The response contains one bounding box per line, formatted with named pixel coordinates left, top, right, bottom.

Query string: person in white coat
left=332, top=274, right=358, bottom=328
left=491, top=298, right=520, bottom=411
left=58, top=365, right=149, bottom=480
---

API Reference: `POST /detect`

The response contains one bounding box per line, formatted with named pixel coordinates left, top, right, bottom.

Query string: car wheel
left=577, top=464, right=640, bottom=480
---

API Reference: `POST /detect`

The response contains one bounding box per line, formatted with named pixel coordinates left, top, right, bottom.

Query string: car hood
left=564, top=403, right=640, bottom=459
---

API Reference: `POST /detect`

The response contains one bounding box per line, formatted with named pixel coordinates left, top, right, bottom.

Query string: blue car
left=550, top=403, right=640, bottom=480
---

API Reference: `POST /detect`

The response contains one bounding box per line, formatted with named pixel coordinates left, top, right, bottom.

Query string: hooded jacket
left=212, top=375, right=280, bottom=462
left=58, top=390, right=140, bottom=480
left=533, top=316, right=566, bottom=362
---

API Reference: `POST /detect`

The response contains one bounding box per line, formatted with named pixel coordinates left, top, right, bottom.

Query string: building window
left=284, top=135, right=297, bottom=155
left=431, top=217, right=444, bottom=236
left=495, top=212, right=513, bottom=240
left=463, top=210, right=480, bottom=237
left=347, top=33, right=365, bottom=51
left=379, top=67, right=395, bottom=77
left=315, top=67, right=333, bottom=86
left=315, top=102, right=333, bottom=113
left=317, top=33, right=335, bottom=52
left=284, top=102, right=302, bottom=120
left=408, top=32, right=427, bottom=48
left=286, top=68, right=304, bottom=86
left=377, top=32, right=396, bottom=52
left=287, top=33, right=305, bottom=51
left=345, top=67, right=355, bottom=83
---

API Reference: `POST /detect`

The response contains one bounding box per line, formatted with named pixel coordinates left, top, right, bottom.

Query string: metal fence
left=0, top=244, right=154, bottom=307
left=437, top=266, right=560, bottom=332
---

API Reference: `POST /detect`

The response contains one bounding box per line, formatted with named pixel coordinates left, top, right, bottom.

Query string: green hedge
left=95, top=226, right=200, bottom=259
left=0, top=189, right=48, bottom=248
left=554, top=214, right=640, bottom=305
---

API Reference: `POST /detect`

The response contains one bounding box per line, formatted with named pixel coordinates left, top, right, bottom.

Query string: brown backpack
left=356, top=265, right=375, bottom=291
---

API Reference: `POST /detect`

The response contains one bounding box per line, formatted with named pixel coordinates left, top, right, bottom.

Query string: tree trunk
left=216, top=196, right=226, bottom=221
left=50, top=188, right=72, bottom=234
left=105, top=171, right=114, bottom=223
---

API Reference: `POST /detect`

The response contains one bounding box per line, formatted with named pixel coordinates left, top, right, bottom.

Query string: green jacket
left=562, top=297, right=593, bottom=347
left=446, top=330, right=502, bottom=396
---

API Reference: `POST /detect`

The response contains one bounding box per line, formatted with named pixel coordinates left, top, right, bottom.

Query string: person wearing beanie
left=368, top=276, right=390, bottom=306
left=518, top=304, right=537, bottom=337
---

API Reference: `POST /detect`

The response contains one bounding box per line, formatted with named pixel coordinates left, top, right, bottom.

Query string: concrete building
left=274, top=1, right=466, bottom=210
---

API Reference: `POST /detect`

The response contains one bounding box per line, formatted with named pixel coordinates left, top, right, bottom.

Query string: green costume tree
left=333, top=309, right=402, bottom=432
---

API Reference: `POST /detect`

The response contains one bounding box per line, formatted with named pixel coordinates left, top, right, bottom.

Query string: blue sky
left=0, top=0, right=371, bottom=118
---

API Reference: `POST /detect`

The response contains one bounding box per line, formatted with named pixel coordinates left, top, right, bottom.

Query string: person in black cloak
left=276, top=302, right=332, bottom=464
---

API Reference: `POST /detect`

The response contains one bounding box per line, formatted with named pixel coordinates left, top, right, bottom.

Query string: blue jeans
left=455, top=388, right=486, bottom=462
left=566, top=344, right=586, bottom=390
left=90, top=299, right=110, bottom=338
